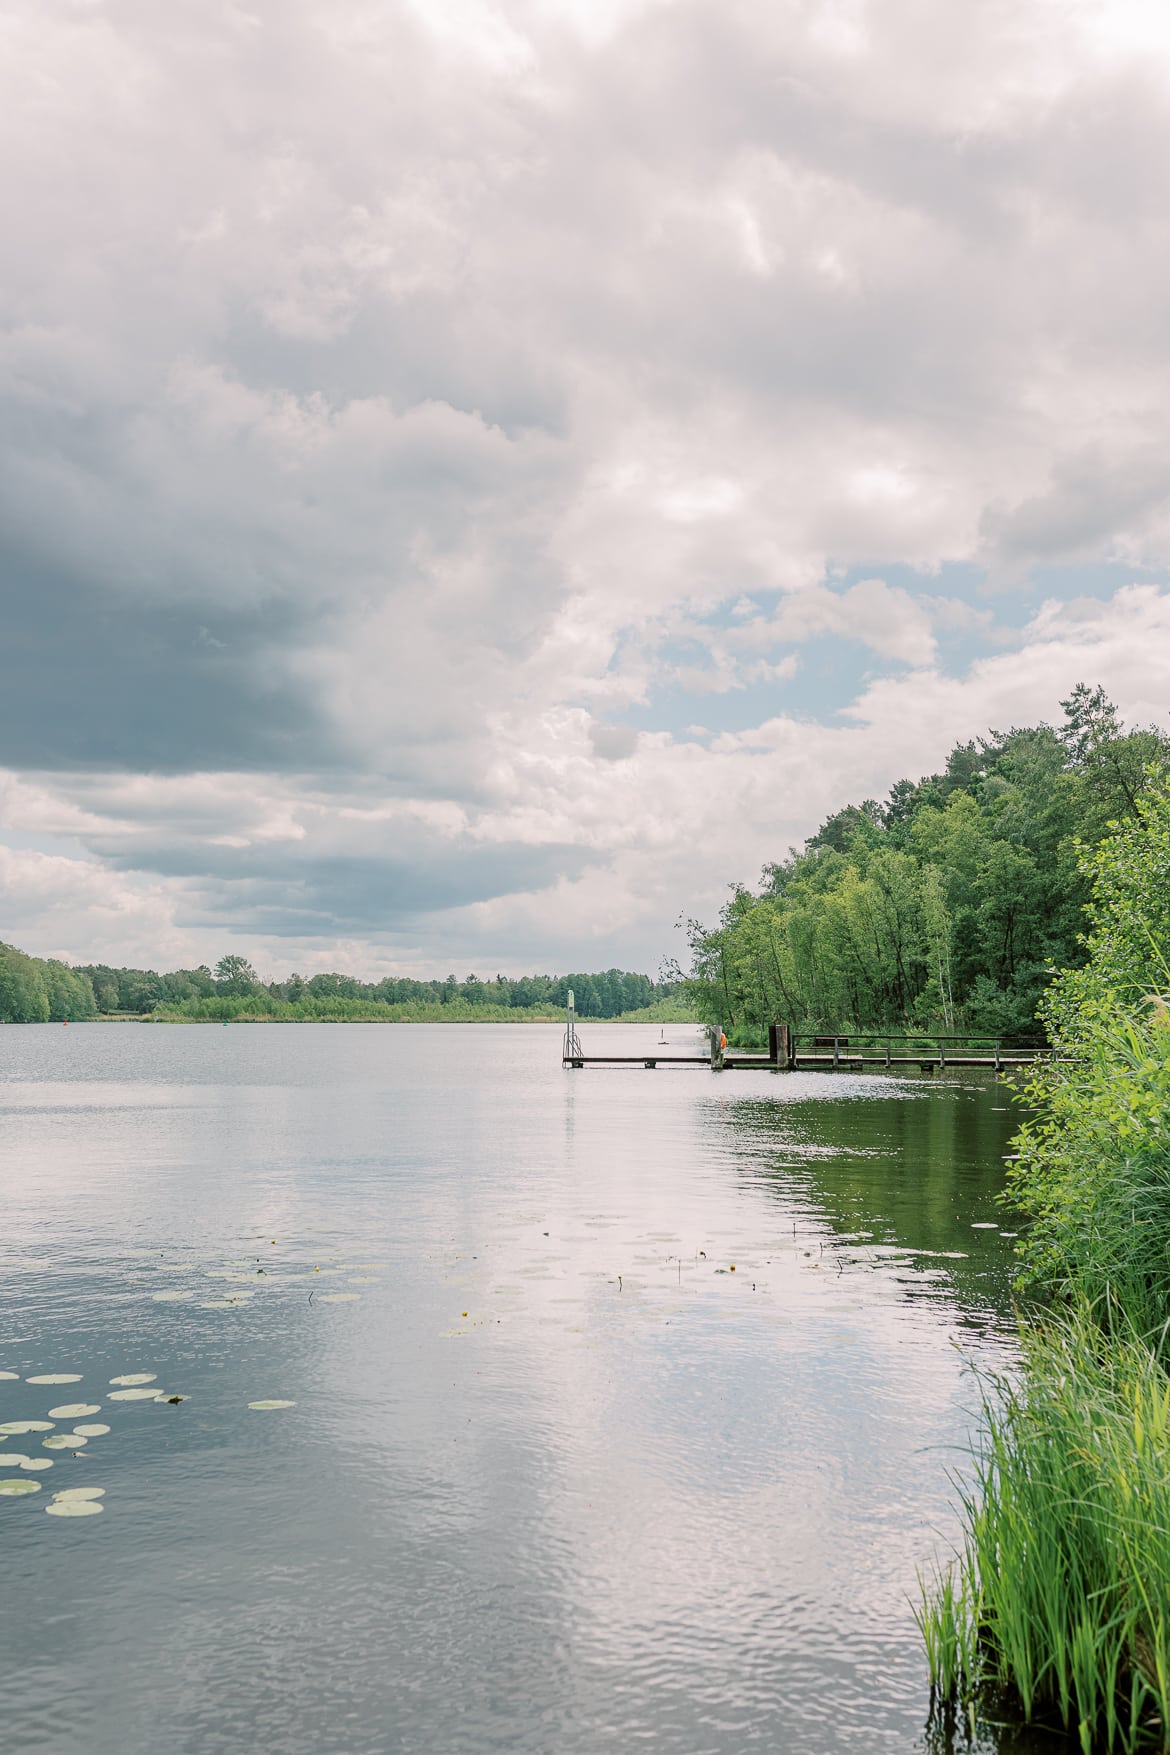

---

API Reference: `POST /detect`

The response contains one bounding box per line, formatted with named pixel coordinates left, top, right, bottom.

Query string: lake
left=0, top=1021, right=1023, bottom=1754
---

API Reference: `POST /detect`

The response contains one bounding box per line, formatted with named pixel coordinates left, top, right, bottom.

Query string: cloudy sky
left=3, top=0, right=1170, bottom=979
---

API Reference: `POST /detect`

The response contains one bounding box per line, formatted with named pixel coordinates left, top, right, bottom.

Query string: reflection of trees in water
left=708, top=1082, right=1021, bottom=1326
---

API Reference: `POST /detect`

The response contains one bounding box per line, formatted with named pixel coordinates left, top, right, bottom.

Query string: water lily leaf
left=71, top=1424, right=110, bottom=1437
left=107, top=1388, right=162, bottom=1401
left=317, top=1293, right=361, bottom=1303
left=25, top=1374, right=81, bottom=1385
left=43, top=1435, right=85, bottom=1450
left=54, top=1487, right=104, bottom=1500
left=0, top=1479, right=41, bottom=1495
left=247, top=1400, right=296, bottom=1410
left=109, top=1374, right=156, bottom=1386
left=20, top=1458, right=53, bottom=1471
left=45, top=1499, right=102, bottom=1516
left=48, top=1404, right=101, bottom=1419
left=0, top=1420, right=54, bottom=1434
left=0, top=1454, right=31, bottom=1466
left=0, top=1371, right=19, bottom=1381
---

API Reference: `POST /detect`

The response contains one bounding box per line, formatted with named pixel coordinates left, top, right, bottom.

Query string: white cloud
left=3, top=0, right=1170, bottom=972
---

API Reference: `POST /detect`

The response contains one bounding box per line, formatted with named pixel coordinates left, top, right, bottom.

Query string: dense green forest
left=684, top=684, right=1169, bottom=1041
left=0, top=943, right=678, bottom=1023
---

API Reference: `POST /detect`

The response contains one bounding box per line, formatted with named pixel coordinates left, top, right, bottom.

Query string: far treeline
left=684, top=684, right=1170, bottom=1043
left=0, top=948, right=683, bottom=1024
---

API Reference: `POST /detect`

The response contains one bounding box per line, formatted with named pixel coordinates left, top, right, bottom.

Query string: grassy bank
left=153, top=995, right=699, bottom=1024
left=919, top=769, right=1170, bottom=1752
left=154, top=998, right=559, bottom=1022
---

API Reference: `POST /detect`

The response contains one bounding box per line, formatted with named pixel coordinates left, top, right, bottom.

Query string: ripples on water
left=0, top=1022, right=1026, bottom=1754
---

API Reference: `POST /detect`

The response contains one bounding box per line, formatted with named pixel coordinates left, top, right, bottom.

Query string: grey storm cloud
left=6, top=0, right=1170, bottom=971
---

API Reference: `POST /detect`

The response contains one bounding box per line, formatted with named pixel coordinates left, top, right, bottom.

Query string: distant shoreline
left=75, top=1010, right=700, bottom=1026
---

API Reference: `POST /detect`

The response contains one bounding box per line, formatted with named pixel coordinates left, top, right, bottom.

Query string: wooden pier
left=562, top=1015, right=1045, bottom=1073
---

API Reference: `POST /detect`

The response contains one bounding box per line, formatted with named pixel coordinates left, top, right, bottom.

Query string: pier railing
left=563, top=1018, right=1047, bottom=1072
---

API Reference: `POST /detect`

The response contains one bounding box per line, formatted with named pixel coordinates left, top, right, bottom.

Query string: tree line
left=683, top=684, right=1170, bottom=1042
left=0, top=945, right=677, bottom=1023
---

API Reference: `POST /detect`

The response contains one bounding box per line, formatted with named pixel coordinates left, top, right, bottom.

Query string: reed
left=923, top=1305, right=1170, bottom=1750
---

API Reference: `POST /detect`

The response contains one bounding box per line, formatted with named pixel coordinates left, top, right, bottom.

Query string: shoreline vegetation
left=145, top=996, right=694, bottom=1025
left=682, top=684, right=1169, bottom=1048
left=0, top=943, right=692, bottom=1025
left=919, top=769, right=1170, bottom=1751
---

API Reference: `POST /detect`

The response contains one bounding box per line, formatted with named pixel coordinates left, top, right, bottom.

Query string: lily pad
left=45, top=1499, right=102, bottom=1516
left=109, top=1374, right=156, bottom=1386
left=48, top=1404, right=101, bottom=1420
left=25, top=1374, right=81, bottom=1385
left=20, top=1458, right=53, bottom=1471
left=107, top=1387, right=162, bottom=1401
left=43, top=1434, right=85, bottom=1450
left=0, top=1454, right=31, bottom=1467
left=317, top=1293, right=361, bottom=1303
left=54, top=1487, right=104, bottom=1500
left=0, top=1371, right=19, bottom=1381
left=0, top=1479, right=41, bottom=1495
left=0, top=1420, right=54, bottom=1434
left=72, top=1424, right=110, bottom=1437
left=247, top=1400, right=296, bottom=1410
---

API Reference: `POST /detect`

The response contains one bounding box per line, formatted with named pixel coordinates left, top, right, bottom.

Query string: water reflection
left=0, top=1023, right=1032, bottom=1753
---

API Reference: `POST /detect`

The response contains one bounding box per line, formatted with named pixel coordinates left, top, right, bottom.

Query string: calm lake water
left=0, top=1021, right=1024, bottom=1755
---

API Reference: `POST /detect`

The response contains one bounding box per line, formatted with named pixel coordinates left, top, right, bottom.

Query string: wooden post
left=709, top=1025, right=723, bottom=1069
left=787, top=1024, right=796, bottom=1071
left=885, top=1038, right=891, bottom=1069
left=995, top=1039, right=1002, bottom=1075
left=833, top=1036, right=840, bottom=1070
left=939, top=1039, right=946, bottom=1070
left=768, top=1023, right=779, bottom=1067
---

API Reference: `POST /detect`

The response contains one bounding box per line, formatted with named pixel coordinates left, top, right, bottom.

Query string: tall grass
left=923, top=1304, right=1170, bottom=1751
